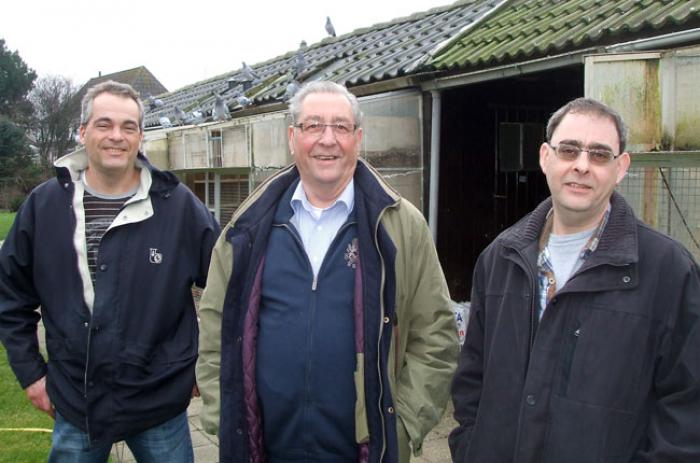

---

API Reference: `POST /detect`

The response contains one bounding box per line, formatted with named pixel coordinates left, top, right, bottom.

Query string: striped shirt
left=82, top=172, right=136, bottom=283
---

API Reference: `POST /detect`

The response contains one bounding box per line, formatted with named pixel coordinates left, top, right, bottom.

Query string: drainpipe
left=429, top=90, right=441, bottom=242
left=214, top=173, right=221, bottom=224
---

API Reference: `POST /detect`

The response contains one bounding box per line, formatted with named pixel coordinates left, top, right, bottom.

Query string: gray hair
left=546, top=97, right=628, bottom=153
left=288, top=81, right=363, bottom=127
left=81, top=80, right=145, bottom=131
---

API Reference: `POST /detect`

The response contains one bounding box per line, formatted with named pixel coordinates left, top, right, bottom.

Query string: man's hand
left=25, top=376, right=54, bottom=419
left=192, top=383, right=200, bottom=398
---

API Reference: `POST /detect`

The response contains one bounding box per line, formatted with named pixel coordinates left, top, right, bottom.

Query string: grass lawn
left=0, top=212, right=16, bottom=241
left=0, top=345, right=53, bottom=462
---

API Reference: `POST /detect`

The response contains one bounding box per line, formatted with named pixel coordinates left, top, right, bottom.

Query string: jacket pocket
left=544, top=395, right=639, bottom=462
left=45, top=336, right=86, bottom=381
left=561, top=305, right=655, bottom=411
left=558, top=322, right=581, bottom=395
left=116, top=340, right=196, bottom=388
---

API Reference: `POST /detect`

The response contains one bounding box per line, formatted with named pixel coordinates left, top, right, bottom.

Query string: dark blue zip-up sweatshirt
left=257, top=181, right=358, bottom=461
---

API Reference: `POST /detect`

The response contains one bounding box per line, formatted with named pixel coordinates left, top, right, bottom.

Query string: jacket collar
left=233, top=158, right=400, bottom=232
left=502, top=191, right=639, bottom=266
left=353, top=158, right=400, bottom=217
left=54, top=150, right=179, bottom=197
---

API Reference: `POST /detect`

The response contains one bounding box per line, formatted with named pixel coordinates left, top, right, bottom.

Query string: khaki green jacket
left=196, top=160, right=459, bottom=460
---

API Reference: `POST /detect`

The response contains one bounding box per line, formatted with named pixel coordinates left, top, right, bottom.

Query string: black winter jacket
left=450, top=192, right=700, bottom=462
left=0, top=152, right=219, bottom=446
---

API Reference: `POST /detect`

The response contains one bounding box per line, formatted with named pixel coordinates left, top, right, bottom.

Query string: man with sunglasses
left=450, top=98, right=700, bottom=462
left=196, top=80, right=459, bottom=462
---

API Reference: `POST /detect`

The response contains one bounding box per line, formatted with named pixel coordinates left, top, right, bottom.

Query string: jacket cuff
left=13, top=358, right=48, bottom=390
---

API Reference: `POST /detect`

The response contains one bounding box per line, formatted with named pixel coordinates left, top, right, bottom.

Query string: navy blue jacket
left=0, top=152, right=220, bottom=446
left=257, top=181, right=359, bottom=461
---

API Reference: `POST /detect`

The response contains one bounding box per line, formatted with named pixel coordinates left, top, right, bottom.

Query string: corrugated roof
left=432, top=0, right=700, bottom=70
left=144, top=0, right=501, bottom=127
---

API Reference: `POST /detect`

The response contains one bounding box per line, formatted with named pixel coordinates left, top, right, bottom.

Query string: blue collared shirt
left=290, top=180, right=354, bottom=277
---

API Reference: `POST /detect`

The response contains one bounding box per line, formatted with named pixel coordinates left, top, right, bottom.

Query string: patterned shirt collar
left=536, top=204, right=611, bottom=319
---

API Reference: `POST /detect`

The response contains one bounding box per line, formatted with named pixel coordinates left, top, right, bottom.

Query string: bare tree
left=29, top=75, right=80, bottom=166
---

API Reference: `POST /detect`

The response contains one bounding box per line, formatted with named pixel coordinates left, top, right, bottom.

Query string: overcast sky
left=2, top=0, right=450, bottom=93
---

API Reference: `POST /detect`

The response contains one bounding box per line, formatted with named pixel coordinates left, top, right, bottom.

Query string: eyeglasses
left=293, top=121, right=357, bottom=138
left=548, top=142, right=620, bottom=165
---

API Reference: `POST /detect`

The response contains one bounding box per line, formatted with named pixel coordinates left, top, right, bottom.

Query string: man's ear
left=539, top=142, right=550, bottom=175
left=287, top=125, right=295, bottom=155
left=616, top=152, right=631, bottom=184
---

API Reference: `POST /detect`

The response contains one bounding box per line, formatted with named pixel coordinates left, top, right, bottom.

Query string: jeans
left=48, top=411, right=194, bottom=463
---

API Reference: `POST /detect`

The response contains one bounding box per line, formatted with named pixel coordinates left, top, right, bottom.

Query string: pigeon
left=299, top=40, right=308, bottom=50
left=174, top=105, right=191, bottom=125
left=159, top=114, right=173, bottom=128
left=292, top=48, right=306, bottom=78
left=213, top=94, right=230, bottom=121
left=241, top=61, right=258, bottom=81
left=190, top=110, right=204, bottom=124
left=325, top=16, right=336, bottom=37
left=237, top=95, right=252, bottom=109
left=284, top=79, right=301, bottom=102
left=146, top=94, right=164, bottom=110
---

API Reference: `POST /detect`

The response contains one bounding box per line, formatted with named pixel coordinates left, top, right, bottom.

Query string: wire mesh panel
left=618, top=164, right=700, bottom=262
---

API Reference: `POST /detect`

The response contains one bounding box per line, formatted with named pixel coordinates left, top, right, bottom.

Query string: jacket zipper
left=277, top=219, right=357, bottom=437
left=513, top=248, right=538, bottom=354
left=278, top=220, right=356, bottom=291
left=277, top=224, right=315, bottom=290
left=83, top=321, right=92, bottom=441
left=393, top=313, right=400, bottom=382
left=373, top=202, right=396, bottom=462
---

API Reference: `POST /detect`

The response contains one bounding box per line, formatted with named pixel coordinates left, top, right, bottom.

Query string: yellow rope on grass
left=0, top=427, right=52, bottom=433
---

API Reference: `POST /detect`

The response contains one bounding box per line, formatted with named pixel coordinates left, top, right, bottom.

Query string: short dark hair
left=81, top=80, right=145, bottom=131
left=546, top=98, right=628, bottom=153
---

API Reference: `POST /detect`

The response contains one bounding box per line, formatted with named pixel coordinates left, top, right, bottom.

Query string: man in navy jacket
left=0, top=81, right=219, bottom=461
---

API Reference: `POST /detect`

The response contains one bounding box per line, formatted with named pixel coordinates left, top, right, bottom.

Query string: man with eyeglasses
left=450, top=98, right=700, bottom=462
left=196, top=80, right=459, bottom=462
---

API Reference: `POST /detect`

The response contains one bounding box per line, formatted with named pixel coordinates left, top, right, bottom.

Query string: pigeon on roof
left=146, top=94, right=164, bottom=110
left=292, top=48, right=306, bottom=78
left=190, top=110, right=204, bottom=125
left=174, top=105, right=191, bottom=125
left=237, top=95, right=252, bottom=109
left=159, top=114, right=173, bottom=128
left=213, top=94, right=231, bottom=121
left=241, top=62, right=259, bottom=82
left=299, top=40, right=308, bottom=50
left=284, top=79, right=301, bottom=102
left=325, top=16, right=336, bottom=38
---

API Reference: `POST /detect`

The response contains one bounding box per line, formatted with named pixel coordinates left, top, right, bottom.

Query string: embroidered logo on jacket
left=149, top=248, right=163, bottom=264
left=345, top=239, right=358, bottom=269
